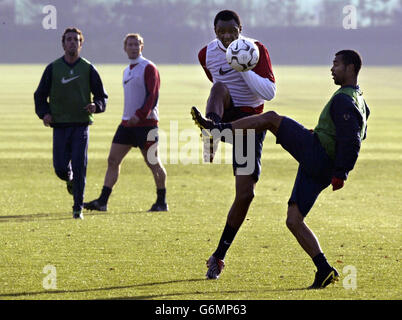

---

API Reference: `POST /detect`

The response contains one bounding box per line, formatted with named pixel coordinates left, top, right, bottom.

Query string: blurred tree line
left=4, top=0, right=402, bottom=28
left=0, top=0, right=401, bottom=63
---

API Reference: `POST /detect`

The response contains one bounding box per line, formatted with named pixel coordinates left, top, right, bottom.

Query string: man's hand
left=84, top=103, right=96, bottom=113
left=331, top=177, right=344, bottom=191
left=127, top=114, right=140, bottom=126
left=43, top=113, right=53, bottom=127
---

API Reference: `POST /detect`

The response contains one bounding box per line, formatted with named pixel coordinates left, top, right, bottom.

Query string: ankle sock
left=206, top=112, right=221, bottom=123
left=213, top=222, right=239, bottom=260
left=156, top=188, right=166, bottom=204
left=312, top=252, right=332, bottom=272
left=98, top=186, right=112, bottom=205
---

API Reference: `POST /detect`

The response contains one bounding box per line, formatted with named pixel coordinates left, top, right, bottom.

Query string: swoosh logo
left=219, top=67, right=232, bottom=75
left=124, top=77, right=133, bottom=85
left=61, top=75, right=80, bottom=84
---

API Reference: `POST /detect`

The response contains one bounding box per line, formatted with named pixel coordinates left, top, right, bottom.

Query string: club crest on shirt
left=343, top=113, right=351, bottom=120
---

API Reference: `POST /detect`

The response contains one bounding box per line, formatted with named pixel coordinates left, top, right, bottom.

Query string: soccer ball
left=226, top=38, right=259, bottom=72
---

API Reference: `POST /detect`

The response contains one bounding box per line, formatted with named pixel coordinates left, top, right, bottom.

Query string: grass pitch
left=0, top=64, right=401, bottom=300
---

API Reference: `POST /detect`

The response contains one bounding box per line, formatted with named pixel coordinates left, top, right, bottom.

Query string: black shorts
left=222, top=106, right=266, bottom=182
left=112, top=125, right=158, bottom=150
left=276, top=117, right=333, bottom=216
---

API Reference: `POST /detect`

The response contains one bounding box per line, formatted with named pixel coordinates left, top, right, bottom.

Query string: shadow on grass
left=0, top=210, right=149, bottom=223
left=0, top=213, right=53, bottom=222
left=0, top=278, right=308, bottom=299
left=107, top=287, right=309, bottom=300
left=0, top=278, right=205, bottom=298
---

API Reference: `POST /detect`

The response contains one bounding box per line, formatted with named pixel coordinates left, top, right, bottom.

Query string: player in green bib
left=34, top=27, right=108, bottom=219
left=191, top=50, right=370, bottom=288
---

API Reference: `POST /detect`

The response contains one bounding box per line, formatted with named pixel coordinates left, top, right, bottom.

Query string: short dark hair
left=62, top=27, right=84, bottom=44
left=214, top=10, right=241, bottom=28
left=335, top=50, right=362, bottom=75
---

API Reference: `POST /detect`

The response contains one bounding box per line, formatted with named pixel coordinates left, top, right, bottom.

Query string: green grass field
left=0, top=64, right=401, bottom=300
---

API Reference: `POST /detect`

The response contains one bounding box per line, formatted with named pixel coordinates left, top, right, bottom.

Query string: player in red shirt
left=194, top=10, right=276, bottom=279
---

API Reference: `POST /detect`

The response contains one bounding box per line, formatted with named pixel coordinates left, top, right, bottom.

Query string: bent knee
left=286, top=204, right=304, bottom=230
left=211, top=81, right=229, bottom=93
left=210, top=82, right=230, bottom=99
left=286, top=216, right=300, bottom=230
left=149, top=162, right=166, bottom=174
left=262, top=110, right=281, bottom=122
left=54, top=169, right=68, bottom=181
left=261, top=111, right=283, bottom=133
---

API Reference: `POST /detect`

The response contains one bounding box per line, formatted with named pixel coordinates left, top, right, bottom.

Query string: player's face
left=62, top=32, right=82, bottom=57
left=215, top=19, right=241, bottom=48
left=124, top=38, right=143, bottom=59
left=331, top=55, right=347, bottom=85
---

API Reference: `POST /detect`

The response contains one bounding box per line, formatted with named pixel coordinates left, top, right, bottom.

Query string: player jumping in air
left=194, top=10, right=276, bottom=280
left=192, top=50, right=370, bottom=288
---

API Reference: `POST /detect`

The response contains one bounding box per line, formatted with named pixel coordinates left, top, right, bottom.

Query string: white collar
left=129, top=54, right=144, bottom=65
left=216, top=39, right=227, bottom=51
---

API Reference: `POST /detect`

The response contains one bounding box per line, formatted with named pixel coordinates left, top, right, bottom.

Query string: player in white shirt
left=193, top=10, right=276, bottom=279
left=84, top=33, right=168, bottom=212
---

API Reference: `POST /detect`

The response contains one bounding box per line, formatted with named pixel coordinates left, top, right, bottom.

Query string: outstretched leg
left=231, top=111, right=283, bottom=136
left=103, top=143, right=132, bottom=189
left=84, top=143, right=131, bottom=212
left=191, top=107, right=284, bottom=137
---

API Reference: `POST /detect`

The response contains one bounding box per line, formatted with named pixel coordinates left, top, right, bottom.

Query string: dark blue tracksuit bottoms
left=53, top=126, right=89, bottom=212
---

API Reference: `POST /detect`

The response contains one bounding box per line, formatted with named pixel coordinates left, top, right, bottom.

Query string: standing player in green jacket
left=34, top=27, right=108, bottom=219
left=192, top=50, right=370, bottom=288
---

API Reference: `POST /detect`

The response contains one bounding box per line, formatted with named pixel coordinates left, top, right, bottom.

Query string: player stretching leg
left=195, top=10, right=276, bottom=279
left=192, top=50, right=370, bottom=288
